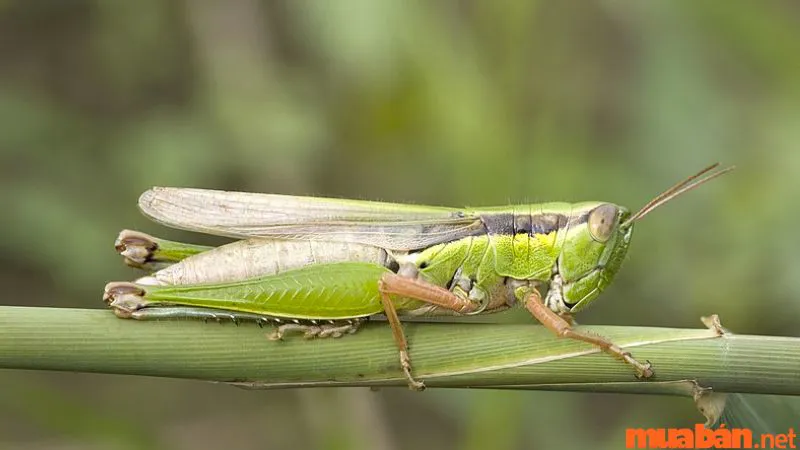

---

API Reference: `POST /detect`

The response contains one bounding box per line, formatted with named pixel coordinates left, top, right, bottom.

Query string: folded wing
left=138, top=187, right=485, bottom=251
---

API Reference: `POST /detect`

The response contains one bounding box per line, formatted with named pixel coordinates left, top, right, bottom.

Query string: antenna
left=621, top=163, right=735, bottom=228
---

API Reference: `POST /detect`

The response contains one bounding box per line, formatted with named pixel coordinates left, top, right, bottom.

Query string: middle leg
left=378, top=273, right=479, bottom=390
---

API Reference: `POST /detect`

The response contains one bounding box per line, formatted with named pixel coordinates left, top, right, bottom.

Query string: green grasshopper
left=104, top=163, right=733, bottom=390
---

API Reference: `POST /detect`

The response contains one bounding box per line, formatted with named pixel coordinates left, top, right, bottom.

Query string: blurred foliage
left=1, top=0, right=799, bottom=449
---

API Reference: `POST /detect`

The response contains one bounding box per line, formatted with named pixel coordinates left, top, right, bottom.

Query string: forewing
left=138, top=187, right=484, bottom=250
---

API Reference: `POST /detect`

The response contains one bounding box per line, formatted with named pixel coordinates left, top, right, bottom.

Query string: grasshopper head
left=547, top=163, right=735, bottom=314
left=551, top=202, right=633, bottom=314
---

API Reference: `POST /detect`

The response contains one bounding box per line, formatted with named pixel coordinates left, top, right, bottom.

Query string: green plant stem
left=0, top=306, right=797, bottom=396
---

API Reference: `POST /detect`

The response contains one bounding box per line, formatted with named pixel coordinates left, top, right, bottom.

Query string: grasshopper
left=104, top=163, right=733, bottom=390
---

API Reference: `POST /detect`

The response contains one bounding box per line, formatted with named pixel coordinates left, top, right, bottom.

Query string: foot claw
left=635, top=360, right=654, bottom=379
left=408, top=379, right=426, bottom=391
left=400, top=350, right=426, bottom=391
left=615, top=348, right=652, bottom=379
left=701, top=314, right=728, bottom=336
left=269, top=321, right=361, bottom=341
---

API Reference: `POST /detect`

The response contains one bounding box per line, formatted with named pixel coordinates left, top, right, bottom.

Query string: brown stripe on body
left=480, top=211, right=570, bottom=236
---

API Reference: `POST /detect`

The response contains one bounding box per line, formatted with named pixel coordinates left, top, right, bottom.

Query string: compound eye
left=588, top=204, right=618, bottom=242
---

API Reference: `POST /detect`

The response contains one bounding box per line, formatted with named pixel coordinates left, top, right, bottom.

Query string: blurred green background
left=1, top=1, right=799, bottom=449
